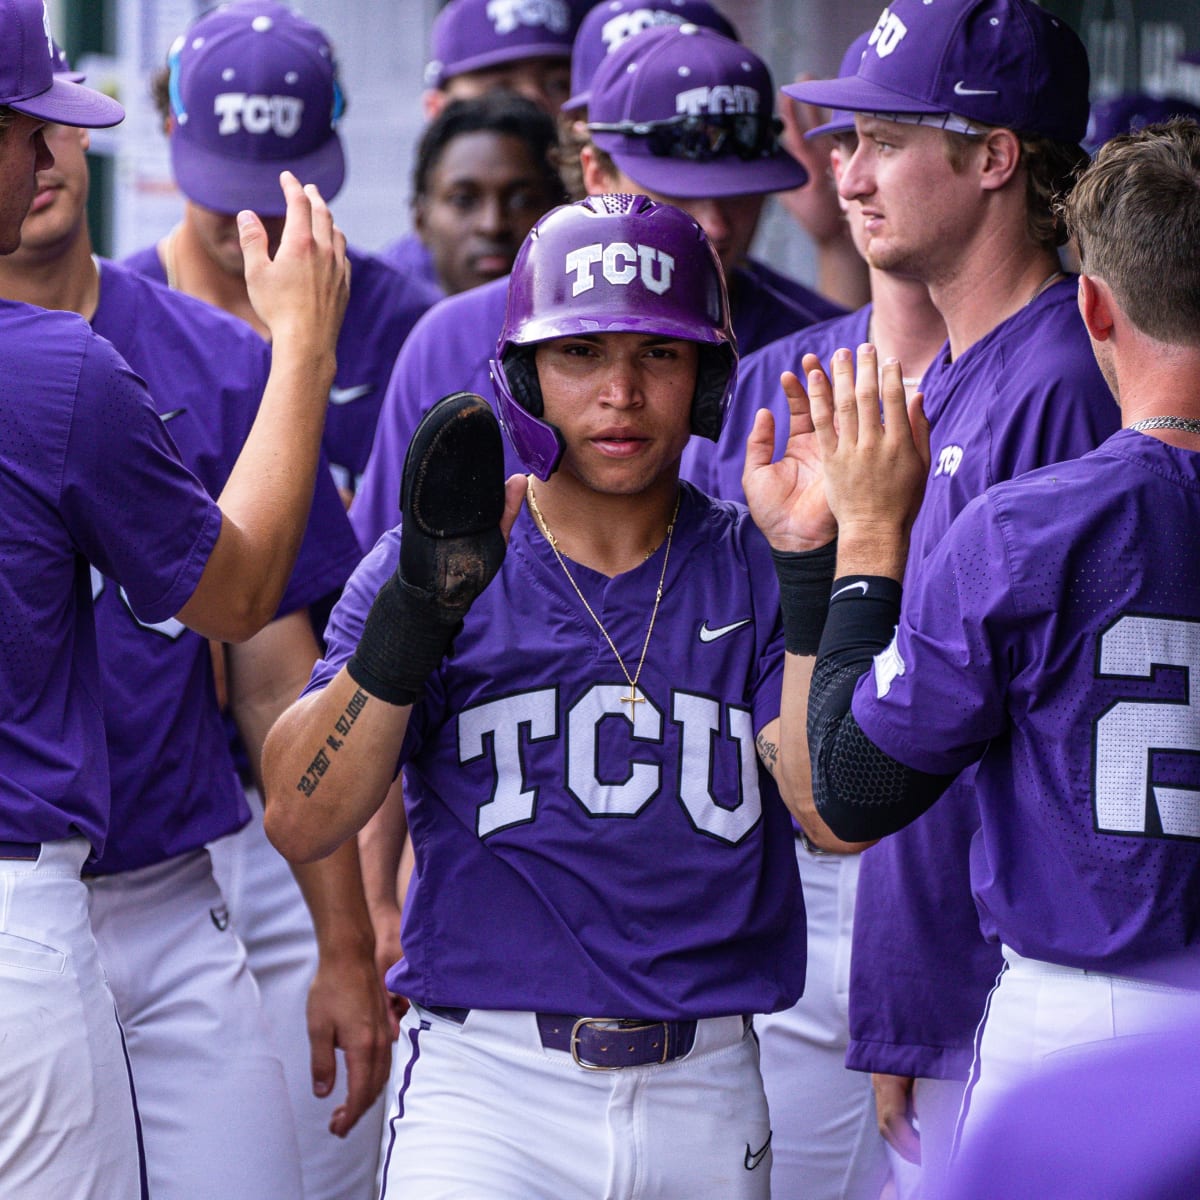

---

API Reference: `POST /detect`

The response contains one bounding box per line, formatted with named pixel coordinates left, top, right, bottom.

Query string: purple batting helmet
left=490, top=194, right=737, bottom=479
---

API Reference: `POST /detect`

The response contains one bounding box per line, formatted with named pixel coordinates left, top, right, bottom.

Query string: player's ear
left=978, top=127, right=1021, bottom=191
left=580, top=144, right=615, bottom=198
left=1077, top=274, right=1115, bottom=342
left=422, top=90, right=446, bottom=122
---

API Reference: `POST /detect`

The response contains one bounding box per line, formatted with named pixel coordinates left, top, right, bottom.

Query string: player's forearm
left=358, top=778, right=407, bottom=916
left=290, top=840, right=376, bottom=962
left=262, top=668, right=410, bottom=864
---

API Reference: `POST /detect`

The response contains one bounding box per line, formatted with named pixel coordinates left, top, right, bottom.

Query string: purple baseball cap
left=424, top=0, right=588, bottom=90
left=1085, top=93, right=1200, bottom=155
left=167, top=1, right=345, bottom=217
left=0, top=0, right=123, bottom=127
left=783, top=0, right=1090, bottom=145
left=587, top=24, right=808, bottom=199
left=803, top=32, right=871, bottom=140
left=564, top=0, right=738, bottom=112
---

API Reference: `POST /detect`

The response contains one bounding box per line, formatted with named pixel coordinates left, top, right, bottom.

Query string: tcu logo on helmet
left=675, top=85, right=759, bottom=116
left=868, top=6, right=908, bottom=57
left=601, top=10, right=685, bottom=53
left=565, top=242, right=675, bottom=297
left=487, top=0, right=570, bottom=36
left=214, top=93, right=304, bottom=137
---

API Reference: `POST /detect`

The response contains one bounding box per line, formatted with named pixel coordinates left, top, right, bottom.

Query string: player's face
left=184, top=201, right=286, bottom=277
left=601, top=165, right=764, bottom=277
left=0, top=113, right=54, bottom=255
left=837, top=116, right=980, bottom=281
left=535, top=331, right=698, bottom=495
left=441, top=57, right=572, bottom=117
left=829, top=132, right=869, bottom=261
left=416, top=131, right=557, bottom=294
left=15, top=122, right=90, bottom=260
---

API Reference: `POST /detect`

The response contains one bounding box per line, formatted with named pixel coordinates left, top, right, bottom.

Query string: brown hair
left=1064, top=118, right=1200, bottom=346
left=943, top=127, right=1087, bottom=250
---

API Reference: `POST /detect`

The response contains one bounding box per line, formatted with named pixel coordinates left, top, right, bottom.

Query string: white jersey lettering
left=90, top=566, right=187, bottom=641
left=568, top=684, right=663, bottom=816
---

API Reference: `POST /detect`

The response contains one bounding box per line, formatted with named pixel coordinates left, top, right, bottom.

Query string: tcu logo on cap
left=601, top=10, right=685, bottom=53
left=214, top=93, right=305, bottom=137
left=675, top=85, right=759, bottom=116
left=565, top=242, right=676, bottom=297
left=487, top=0, right=570, bottom=36
left=868, top=6, right=908, bottom=57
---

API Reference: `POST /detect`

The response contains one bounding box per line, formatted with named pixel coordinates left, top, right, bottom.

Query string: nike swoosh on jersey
left=954, top=80, right=999, bottom=95
left=158, top=407, right=187, bottom=423
left=699, top=618, right=751, bottom=643
left=744, top=1133, right=772, bottom=1171
left=831, top=580, right=870, bottom=600
left=329, top=383, right=375, bottom=406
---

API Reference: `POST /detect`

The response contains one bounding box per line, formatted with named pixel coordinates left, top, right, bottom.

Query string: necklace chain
left=526, top=476, right=678, bottom=710
left=1128, top=416, right=1200, bottom=435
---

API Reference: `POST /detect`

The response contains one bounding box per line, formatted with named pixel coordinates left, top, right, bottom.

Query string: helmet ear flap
left=692, top=343, right=737, bottom=442
left=502, top=346, right=544, bottom=417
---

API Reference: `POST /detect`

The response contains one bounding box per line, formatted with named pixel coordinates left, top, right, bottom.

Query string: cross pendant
left=621, top=685, right=644, bottom=709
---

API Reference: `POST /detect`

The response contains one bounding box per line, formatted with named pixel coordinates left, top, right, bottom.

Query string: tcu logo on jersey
left=214, top=93, right=304, bottom=138
left=565, top=242, right=675, bottom=297
left=675, top=85, right=759, bottom=117
left=934, top=444, right=964, bottom=478
left=487, top=0, right=569, bottom=36
left=601, top=10, right=684, bottom=53
left=460, top=685, right=763, bottom=845
left=867, top=6, right=908, bottom=57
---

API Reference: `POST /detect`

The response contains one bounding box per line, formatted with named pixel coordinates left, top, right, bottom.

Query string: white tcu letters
left=601, top=10, right=685, bottom=53
left=90, top=566, right=187, bottom=641
left=565, top=242, right=675, bottom=297
left=675, top=85, right=759, bottom=116
left=868, top=6, right=908, bottom=57
left=486, top=0, right=569, bottom=36
left=460, top=685, right=763, bottom=843
left=214, top=93, right=304, bottom=137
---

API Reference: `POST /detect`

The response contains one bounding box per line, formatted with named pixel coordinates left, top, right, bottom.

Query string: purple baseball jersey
left=847, top=279, right=1122, bottom=1079
left=308, top=484, right=806, bottom=1017
left=122, top=243, right=439, bottom=495
left=377, top=232, right=441, bottom=295
left=350, top=260, right=843, bottom=551
left=0, top=300, right=221, bottom=854
left=681, top=304, right=872, bottom=498
left=854, top=429, right=1200, bottom=973
left=84, top=261, right=362, bottom=874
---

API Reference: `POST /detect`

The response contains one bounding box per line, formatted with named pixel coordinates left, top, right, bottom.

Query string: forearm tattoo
left=296, top=688, right=369, bottom=797
left=756, top=731, right=780, bottom=779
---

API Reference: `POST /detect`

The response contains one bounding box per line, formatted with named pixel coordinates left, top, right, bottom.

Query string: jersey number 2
left=1094, top=614, right=1200, bottom=839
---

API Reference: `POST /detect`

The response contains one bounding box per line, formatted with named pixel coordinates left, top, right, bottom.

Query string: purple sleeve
left=61, top=335, right=220, bottom=624
left=303, top=527, right=402, bottom=695
left=852, top=493, right=1015, bottom=775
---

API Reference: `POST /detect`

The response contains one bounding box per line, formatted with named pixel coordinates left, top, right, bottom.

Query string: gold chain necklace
left=526, top=476, right=678, bottom=711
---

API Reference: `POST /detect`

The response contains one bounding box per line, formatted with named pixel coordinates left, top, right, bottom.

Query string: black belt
left=425, top=1006, right=699, bottom=1070
left=0, top=841, right=41, bottom=861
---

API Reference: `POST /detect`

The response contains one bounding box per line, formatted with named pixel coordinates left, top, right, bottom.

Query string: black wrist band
left=771, top=540, right=838, bottom=655
left=347, top=573, right=462, bottom=706
left=817, top=575, right=903, bottom=661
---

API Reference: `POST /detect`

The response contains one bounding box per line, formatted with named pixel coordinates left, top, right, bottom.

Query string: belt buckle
left=569, top=1017, right=669, bottom=1070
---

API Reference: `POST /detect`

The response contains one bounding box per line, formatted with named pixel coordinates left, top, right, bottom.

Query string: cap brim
left=593, top=135, right=808, bottom=198
left=782, top=75, right=942, bottom=117
left=10, top=76, right=124, bottom=128
left=562, top=89, right=589, bottom=113
left=171, top=132, right=345, bottom=217
left=429, top=43, right=570, bottom=88
left=805, top=113, right=856, bottom=139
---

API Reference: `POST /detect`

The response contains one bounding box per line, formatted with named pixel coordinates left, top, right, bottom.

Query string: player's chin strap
left=348, top=393, right=507, bottom=706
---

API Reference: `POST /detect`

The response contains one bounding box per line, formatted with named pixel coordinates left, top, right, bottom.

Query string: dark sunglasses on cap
left=587, top=112, right=784, bottom=162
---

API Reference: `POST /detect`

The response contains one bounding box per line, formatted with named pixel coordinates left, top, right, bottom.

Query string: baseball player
left=350, top=22, right=843, bottom=551
left=787, top=115, right=1200, bottom=1147
left=132, top=0, right=439, bottom=502
left=384, top=92, right=566, bottom=296
left=0, top=1, right=348, bottom=1193
left=697, top=33, right=945, bottom=1200
left=262, top=195, right=818, bottom=1199
left=0, top=75, right=394, bottom=1195
left=128, top=9, right=436, bottom=1194
left=783, top=0, right=1120, bottom=1189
